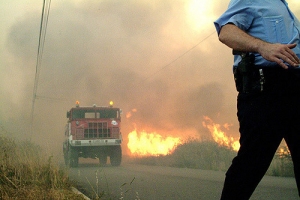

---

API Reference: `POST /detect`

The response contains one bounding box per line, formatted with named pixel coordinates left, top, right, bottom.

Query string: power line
left=35, top=95, right=70, bottom=102
left=30, top=0, right=52, bottom=138
left=35, top=31, right=216, bottom=101
left=143, top=30, right=216, bottom=82
left=33, top=31, right=217, bottom=103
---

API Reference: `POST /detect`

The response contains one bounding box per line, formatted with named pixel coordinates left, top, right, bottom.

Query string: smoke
left=1, top=0, right=246, bottom=155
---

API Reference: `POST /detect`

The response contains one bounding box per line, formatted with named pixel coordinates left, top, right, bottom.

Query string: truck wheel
left=69, top=148, right=79, bottom=168
left=63, top=142, right=69, bottom=166
left=99, top=154, right=107, bottom=166
left=110, top=146, right=122, bottom=166
left=64, top=151, right=69, bottom=166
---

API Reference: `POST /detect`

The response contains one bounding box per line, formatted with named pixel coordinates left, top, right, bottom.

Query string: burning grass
left=0, top=128, right=86, bottom=199
left=128, top=139, right=236, bottom=171
left=128, top=139, right=294, bottom=177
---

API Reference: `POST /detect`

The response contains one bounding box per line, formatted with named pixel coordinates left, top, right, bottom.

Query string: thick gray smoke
left=3, top=0, right=298, bottom=155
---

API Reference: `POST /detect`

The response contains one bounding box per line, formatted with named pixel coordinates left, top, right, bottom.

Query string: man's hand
left=219, top=24, right=300, bottom=69
left=257, top=43, right=300, bottom=69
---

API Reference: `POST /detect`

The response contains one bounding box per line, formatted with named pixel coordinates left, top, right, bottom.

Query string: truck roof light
left=109, top=101, right=114, bottom=107
left=76, top=101, right=80, bottom=107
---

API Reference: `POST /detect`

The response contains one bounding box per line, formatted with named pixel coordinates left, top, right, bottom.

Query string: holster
left=233, top=53, right=263, bottom=93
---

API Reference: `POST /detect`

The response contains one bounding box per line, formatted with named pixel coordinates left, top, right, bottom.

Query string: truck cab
left=63, top=101, right=122, bottom=167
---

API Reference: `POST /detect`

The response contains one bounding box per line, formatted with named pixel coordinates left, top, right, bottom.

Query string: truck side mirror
left=66, top=111, right=70, bottom=118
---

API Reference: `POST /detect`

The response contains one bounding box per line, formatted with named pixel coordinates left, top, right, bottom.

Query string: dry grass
left=128, top=139, right=294, bottom=177
left=0, top=128, right=86, bottom=199
left=128, top=140, right=236, bottom=171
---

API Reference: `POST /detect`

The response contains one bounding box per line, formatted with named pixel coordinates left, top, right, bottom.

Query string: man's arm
left=219, top=24, right=300, bottom=69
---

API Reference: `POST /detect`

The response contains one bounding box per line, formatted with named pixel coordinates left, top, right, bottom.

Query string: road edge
left=72, top=187, right=91, bottom=200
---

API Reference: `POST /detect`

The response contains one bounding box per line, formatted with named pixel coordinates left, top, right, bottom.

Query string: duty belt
left=234, top=66, right=300, bottom=94
left=232, top=51, right=300, bottom=94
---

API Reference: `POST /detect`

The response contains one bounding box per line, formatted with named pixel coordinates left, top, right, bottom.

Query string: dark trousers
left=221, top=68, right=300, bottom=200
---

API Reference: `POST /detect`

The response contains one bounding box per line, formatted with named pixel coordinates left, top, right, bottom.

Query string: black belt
left=234, top=66, right=300, bottom=94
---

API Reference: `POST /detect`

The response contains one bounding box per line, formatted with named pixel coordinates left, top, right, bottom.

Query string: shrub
left=170, top=140, right=236, bottom=171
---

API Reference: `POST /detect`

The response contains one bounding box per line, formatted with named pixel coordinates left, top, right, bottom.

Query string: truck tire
left=63, top=142, right=69, bottom=166
left=110, top=145, right=122, bottom=166
left=99, top=154, right=107, bottom=166
left=69, top=148, right=79, bottom=168
left=64, top=151, right=69, bottom=166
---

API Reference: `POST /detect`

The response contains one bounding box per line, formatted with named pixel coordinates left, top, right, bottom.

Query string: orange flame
left=277, top=146, right=290, bottom=158
left=202, top=116, right=240, bottom=151
left=126, top=109, right=137, bottom=119
left=127, top=130, right=181, bottom=156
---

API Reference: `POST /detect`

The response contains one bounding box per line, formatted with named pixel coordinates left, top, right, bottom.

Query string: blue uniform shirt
left=214, top=0, right=300, bottom=67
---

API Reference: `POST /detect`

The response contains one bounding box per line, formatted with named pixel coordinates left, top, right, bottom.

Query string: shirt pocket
left=262, top=15, right=289, bottom=44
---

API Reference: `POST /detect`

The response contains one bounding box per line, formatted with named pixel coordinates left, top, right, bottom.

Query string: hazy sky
left=1, top=0, right=300, bottom=154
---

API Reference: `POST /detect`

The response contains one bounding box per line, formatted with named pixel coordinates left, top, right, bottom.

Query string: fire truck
left=63, top=101, right=122, bottom=167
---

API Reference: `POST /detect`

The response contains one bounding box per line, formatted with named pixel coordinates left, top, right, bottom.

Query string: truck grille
left=74, top=122, right=120, bottom=139
left=83, top=122, right=110, bottom=138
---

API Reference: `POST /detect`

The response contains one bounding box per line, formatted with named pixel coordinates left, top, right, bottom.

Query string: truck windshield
left=72, top=109, right=118, bottom=119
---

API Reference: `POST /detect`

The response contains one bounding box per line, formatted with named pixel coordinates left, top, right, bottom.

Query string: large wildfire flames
left=127, top=130, right=181, bottom=156
left=202, top=116, right=240, bottom=151
left=127, top=112, right=240, bottom=156
left=126, top=117, right=291, bottom=157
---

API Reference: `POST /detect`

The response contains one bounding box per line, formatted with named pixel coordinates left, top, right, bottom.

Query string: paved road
left=68, top=160, right=299, bottom=200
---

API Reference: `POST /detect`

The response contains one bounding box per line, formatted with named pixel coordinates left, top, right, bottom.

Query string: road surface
left=68, top=160, right=299, bottom=200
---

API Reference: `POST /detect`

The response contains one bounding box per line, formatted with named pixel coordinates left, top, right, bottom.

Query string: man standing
left=214, top=0, right=300, bottom=199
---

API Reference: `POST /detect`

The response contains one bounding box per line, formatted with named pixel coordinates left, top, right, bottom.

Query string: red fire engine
left=63, top=101, right=122, bottom=167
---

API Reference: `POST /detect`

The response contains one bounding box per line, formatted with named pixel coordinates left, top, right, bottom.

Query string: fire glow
left=127, top=130, right=181, bottom=156
left=202, top=116, right=240, bottom=151
left=126, top=108, right=240, bottom=156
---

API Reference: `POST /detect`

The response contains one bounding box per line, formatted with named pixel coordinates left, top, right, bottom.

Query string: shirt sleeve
left=214, top=0, right=254, bottom=35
